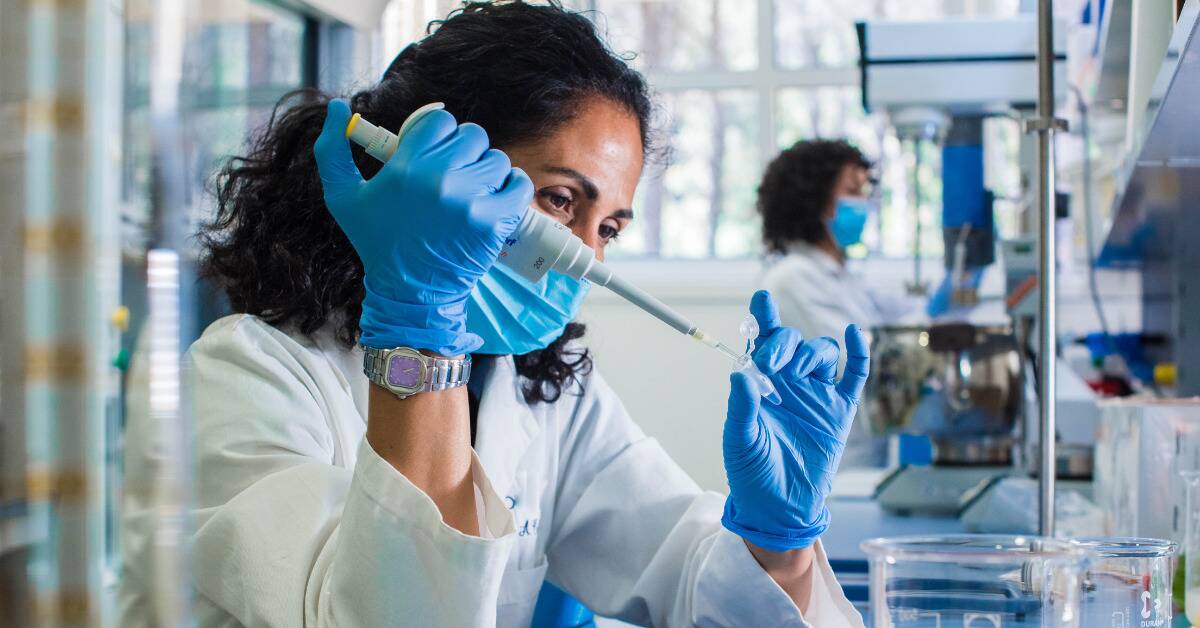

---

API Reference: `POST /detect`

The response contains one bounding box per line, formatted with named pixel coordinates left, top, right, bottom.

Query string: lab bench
left=823, top=496, right=966, bottom=607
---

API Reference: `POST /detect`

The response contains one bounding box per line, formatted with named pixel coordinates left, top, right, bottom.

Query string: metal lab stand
left=1028, top=0, right=1065, bottom=537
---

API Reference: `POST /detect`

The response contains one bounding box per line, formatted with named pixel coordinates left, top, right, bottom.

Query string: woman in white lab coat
left=757, top=140, right=917, bottom=468
left=120, top=3, right=867, bottom=626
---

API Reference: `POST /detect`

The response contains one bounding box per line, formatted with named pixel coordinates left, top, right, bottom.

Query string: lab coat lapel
left=473, top=356, right=541, bottom=499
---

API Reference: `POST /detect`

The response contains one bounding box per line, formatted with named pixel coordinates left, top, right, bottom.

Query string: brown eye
left=599, top=221, right=621, bottom=242
left=540, top=190, right=572, bottom=211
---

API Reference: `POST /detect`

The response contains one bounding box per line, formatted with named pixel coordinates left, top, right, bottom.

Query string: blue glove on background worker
left=722, top=290, right=870, bottom=552
left=313, top=99, right=533, bottom=354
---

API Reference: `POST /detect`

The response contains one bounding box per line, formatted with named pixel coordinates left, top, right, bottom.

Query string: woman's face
left=824, top=163, right=871, bottom=220
left=504, top=99, right=644, bottom=262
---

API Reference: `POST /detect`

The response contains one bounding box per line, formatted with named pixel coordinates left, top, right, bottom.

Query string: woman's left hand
left=721, top=290, right=870, bottom=552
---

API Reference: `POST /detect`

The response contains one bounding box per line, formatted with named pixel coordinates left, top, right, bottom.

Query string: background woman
left=757, top=139, right=918, bottom=468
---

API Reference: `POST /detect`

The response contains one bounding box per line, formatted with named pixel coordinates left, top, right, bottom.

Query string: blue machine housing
left=941, top=115, right=996, bottom=270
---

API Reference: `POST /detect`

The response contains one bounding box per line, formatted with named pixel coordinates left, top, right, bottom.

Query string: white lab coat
left=762, top=243, right=921, bottom=468
left=119, top=314, right=863, bottom=627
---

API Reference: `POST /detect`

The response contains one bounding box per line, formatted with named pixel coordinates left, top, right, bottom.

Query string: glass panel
left=591, top=0, right=757, bottom=72
left=116, top=0, right=310, bottom=578
left=984, top=115, right=1023, bottom=240
left=122, top=0, right=307, bottom=257
left=775, top=86, right=943, bottom=259
left=610, top=90, right=760, bottom=259
left=774, top=0, right=1023, bottom=69
left=381, top=0, right=463, bottom=63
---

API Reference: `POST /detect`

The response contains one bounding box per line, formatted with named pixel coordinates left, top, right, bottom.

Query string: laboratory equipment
left=346, top=106, right=758, bottom=378
left=861, top=534, right=1084, bottom=627
left=856, top=17, right=1066, bottom=112
left=858, top=11, right=1071, bottom=534
left=1183, top=471, right=1200, bottom=625
left=1097, top=1, right=1200, bottom=397
left=866, top=323, right=1025, bottom=515
left=1093, top=399, right=1200, bottom=543
left=1071, top=537, right=1174, bottom=628
left=857, top=15, right=1067, bottom=302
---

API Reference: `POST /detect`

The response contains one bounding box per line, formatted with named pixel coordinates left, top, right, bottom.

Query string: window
left=121, top=0, right=310, bottom=256
left=378, top=0, right=1024, bottom=259
left=116, top=0, right=314, bottom=574
left=584, top=0, right=1022, bottom=259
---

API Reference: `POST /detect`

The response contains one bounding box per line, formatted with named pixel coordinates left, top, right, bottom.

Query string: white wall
left=579, top=256, right=1142, bottom=493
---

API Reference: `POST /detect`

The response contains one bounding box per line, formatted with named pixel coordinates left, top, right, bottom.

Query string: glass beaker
left=861, top=535, right=1085, bottom=627
left=1071, top=537, right=1175, bottom=628
left=1182, top=470, right=1200, bottom=625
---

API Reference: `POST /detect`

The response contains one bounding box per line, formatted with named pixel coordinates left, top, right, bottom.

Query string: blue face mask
left=466, top=263, right=591, bottom=355
left=829, top=197, right=873, bottom=248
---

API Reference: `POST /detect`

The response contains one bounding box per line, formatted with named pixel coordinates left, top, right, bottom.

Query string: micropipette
left=344, top=104, right=776, bottom=397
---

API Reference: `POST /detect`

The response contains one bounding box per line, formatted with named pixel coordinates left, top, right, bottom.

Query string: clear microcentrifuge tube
left=737, top=315, right=779, bottom=404
left=689, top=318, right=778, bottom=403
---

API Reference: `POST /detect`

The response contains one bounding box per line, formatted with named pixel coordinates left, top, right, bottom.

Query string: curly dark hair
left=199, top=1, right=652, bottom=404
left=756, top=139, right=870, bottom=254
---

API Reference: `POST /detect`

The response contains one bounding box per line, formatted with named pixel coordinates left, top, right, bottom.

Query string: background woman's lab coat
left=762, top=243, right=920, bottom=468
left=119, top=314, right=863, bottom=627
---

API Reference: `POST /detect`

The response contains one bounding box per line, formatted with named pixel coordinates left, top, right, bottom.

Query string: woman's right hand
left=313, top=98, right=533, bottom=354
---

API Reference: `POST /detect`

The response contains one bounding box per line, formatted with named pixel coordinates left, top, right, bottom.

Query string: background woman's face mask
left=466, top=263, right=591, bottom=355
left=829, top=197, right=874, bottom=248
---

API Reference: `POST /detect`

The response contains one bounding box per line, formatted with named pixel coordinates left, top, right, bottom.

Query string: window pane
left=381, top=0, right=463, bottom=63
left=121, top=0, right=308, bottom=256
left=774, top=0, right=1023, bottom=69
left=591, top=0, right=757, bottom=71
left=609, top=90, right=760, bottom=259
left=775, top=86, right=944, bottom=259
left=983, top=115, right=1023, bottom=240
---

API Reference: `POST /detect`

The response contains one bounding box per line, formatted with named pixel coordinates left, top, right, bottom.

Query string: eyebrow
left=540, top=165, right=635, bottom=220
left=542, top=166, right=599, bottom=200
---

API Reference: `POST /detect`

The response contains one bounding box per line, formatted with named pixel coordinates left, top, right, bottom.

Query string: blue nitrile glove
left=313, top=99, right=532, bottom=354
left=721, top=290, right=870, bottom=552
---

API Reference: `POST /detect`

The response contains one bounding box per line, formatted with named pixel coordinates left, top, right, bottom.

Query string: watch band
left=362, top=346, right=472, bottom=399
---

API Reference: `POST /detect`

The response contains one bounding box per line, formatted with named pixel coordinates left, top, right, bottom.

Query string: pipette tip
left=690, top=329, right=750, bottom=367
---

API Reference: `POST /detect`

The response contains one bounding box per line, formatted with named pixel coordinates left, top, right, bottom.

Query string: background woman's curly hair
left=199, top=1, right=652, bottom=403
left=756, top=139, right=870, bottom=254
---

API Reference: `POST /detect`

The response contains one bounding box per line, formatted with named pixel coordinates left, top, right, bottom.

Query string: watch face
left=385, top=354, right=424, bottom=390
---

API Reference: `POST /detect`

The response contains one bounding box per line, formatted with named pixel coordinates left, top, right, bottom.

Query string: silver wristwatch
left=362, top=346, right=472, bottom=400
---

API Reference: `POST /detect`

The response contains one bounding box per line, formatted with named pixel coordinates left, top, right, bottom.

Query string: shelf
left=1092, top=0, right=1133, bottom=108
left=1098, top=1, right=1200, bottom=266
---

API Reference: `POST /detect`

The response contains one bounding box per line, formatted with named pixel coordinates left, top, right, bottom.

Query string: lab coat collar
left=473, top=356, right=542, bottom=498
left=786, top=241, right=845, bottom=276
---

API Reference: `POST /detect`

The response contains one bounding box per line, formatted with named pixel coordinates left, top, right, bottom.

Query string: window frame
left=606, top=0, right=863, bottom=259
left=640, top=0, right=860, bottom=171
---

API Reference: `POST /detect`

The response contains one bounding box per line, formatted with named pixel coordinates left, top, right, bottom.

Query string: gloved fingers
left=460, top=148, right=513, bottom=189
left=434, top=122, right=492, bottom=170
left=786, top=336, right=840, bottom=383
left=393, top=107, right=458, bottom=162
left=836, top=324, right=871, bottom=402
left=485, top=167, right=535, bottom=221
left=723, top=371, right=762, bottom=453
left=752, top=327, right=803, bottom=376
left=748, top=290, right=782, bottom=346
left=313, top=99, right=364, bottom=202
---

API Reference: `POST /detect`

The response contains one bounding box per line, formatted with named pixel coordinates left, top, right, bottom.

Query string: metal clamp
left=1022, top=117, right=1069, bottom=133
